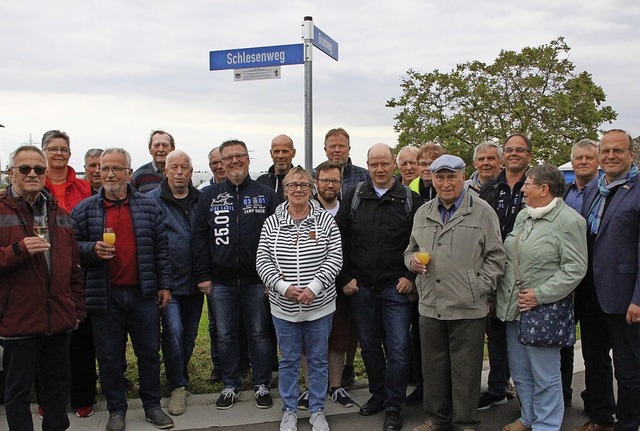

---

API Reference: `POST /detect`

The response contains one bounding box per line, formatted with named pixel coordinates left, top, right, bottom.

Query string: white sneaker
left=168, top=386, right=187, bottom=415
left=280, top=409, right=297, bottom=431
left=309, top=411, right=329, bottom=431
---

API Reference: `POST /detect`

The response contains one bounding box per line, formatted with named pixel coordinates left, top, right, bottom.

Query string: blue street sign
left=209, top=44, right=304, bottom=70
left=313, top=26, right=338, bottom=61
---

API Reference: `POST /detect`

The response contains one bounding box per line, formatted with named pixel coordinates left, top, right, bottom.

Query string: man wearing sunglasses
left=0, top=145, right=85, bottom=431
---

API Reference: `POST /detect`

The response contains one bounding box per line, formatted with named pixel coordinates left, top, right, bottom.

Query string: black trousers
left=69, top=317, right=97, bottom=408
left=2, top=333, right=72, bottom=431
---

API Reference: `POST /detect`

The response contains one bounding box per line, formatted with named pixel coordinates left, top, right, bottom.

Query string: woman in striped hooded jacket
left=256, top=167, right=342, bottom=431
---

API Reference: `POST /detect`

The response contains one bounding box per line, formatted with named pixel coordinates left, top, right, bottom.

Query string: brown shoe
left=412, top=421, right=452, bottom=431
left=572, top=421, right=614, bottom=431
left=502, top=419, right=531, bottom=431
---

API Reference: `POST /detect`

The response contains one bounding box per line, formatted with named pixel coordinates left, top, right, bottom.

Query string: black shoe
left=405, top=386, right=423, bottom=406
left=254, top=384, right=273, bottom=409
left=383, top=410, right=403, bottom=431
left=342, top=365, right=355, bottom=389
left=144, top=409, right=174, bottom=429
left=298, top=388, right=310, bottom=410
left=359, top=396, right=384, bottom=416
left=477, top=391, right=507, bottom=410
left=216, top=387, right=239, bottom=410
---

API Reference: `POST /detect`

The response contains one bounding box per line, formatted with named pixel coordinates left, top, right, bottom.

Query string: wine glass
left=34, top=216, right=49, bottom=241
left=103, top=228, right=116, bottom=246
left=416, top=247, right=430, bottom=265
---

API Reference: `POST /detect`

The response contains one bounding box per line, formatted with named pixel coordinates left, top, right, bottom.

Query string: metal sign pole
left=302, top=16, right=314, bottom=172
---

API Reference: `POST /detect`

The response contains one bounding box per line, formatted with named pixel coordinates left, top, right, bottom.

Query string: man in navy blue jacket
left=72, top=148, right=175, bottom=431
left=193, top=139, right=280, bottom=411
left=575, top=129, right=640, bottom=431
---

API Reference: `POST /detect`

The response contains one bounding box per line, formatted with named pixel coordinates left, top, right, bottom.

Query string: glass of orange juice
left=103, top=228, right=116, bottom=246
left=416, top=248, right=430, bottom=265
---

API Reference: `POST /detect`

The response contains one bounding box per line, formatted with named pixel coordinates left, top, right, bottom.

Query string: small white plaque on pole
left=233, top=66, right=281, bottom=81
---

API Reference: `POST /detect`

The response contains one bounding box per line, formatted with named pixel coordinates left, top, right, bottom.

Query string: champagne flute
left=34, top=215, right=49, bottom=241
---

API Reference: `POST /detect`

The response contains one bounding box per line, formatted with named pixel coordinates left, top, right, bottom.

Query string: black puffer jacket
left=336, top=179, right=421, bottom=291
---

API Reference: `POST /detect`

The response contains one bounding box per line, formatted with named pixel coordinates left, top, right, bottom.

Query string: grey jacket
left=404, top=191, right=506, bottom=320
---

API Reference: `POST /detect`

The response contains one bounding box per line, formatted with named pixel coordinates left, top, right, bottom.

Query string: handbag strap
left=512, top=230, right=524, bottom=292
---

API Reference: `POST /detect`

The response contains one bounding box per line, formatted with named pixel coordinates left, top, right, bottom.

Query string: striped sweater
left=257, top=199, right=342, bottom=322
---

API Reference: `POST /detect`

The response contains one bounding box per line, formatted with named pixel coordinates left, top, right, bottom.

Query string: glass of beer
left=416, top=248, right=430, bottom=265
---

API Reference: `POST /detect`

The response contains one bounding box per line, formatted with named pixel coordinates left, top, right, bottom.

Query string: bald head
left=367, top=143, right=396, bottom=189
left=270, top=134, right=296, bottom=174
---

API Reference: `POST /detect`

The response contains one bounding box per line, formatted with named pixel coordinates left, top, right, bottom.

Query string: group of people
left=0, top=126, right=638, bottom=431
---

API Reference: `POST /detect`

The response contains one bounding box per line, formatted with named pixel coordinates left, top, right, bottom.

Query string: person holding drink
left=405, top=154, right=505, bottom=431
left=1, top=145, right=85, bottom=431
left=71, top=147, right=175, bottom=430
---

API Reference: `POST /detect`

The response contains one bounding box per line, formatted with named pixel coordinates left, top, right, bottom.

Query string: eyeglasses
left=220, top=153, right=249, bottom=162
left=599, top=148, right=632, bottom=156
left=15, top=165, right=47, bottom=175
left=317, top=178, right=342, bottom=186
left=100, top=166, right=129, bottom=174
left=418, top=161, right=432, bottom=168
left=45, top=146, right=70, bottom=154
left=285, top=182, right=312, bottom=191
left=504, top=147, right=530, bottom=154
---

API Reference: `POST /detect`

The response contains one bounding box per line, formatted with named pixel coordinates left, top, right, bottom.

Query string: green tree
left=387, top=37, right=618, bottom=166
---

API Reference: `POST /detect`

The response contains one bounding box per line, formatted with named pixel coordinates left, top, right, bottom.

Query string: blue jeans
left=2, top=333, right=71, bottom=431
left=92, top=286, right=162, bottom=413
left=350, top=282, right=412, bottom=411
left=506, top=321, right=564, bottom=430
left=213, top=283, right=272, bottom=389
left=206, top=292, right=250, bottom=373
left=161, top=293, right=204, bottom=390
left=273, top=313, right=333, bottom=413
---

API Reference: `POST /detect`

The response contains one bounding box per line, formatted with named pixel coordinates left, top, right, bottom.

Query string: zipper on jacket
left=235, top=183, right=241, bottom=286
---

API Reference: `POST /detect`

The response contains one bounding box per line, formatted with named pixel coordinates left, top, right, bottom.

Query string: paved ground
left=0, top=343, right=589, bottom=431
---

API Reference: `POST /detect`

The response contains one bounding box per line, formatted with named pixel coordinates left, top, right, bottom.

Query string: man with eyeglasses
left=40, top=129, right=95, bottom=419
left=132, top=130, right=176, bottom=194
left=309, top=161, right=356, bottom=409
left=193, top=139, right=280, bottom=411
left=1, top=145, right=85, bottom=431
left=71, top=148, right=175, bottom=430
left=324, top=128, right=369, bottom=198
left=257, top=134, right=300, bottom=200
left=574, top=129, right=640, bottom=431
left=41, top=130, right=91, bottom=212
left=335, top=143, right=422, bottom=431
left=198, top=147, right=227, bottom=190
left=474, top=133, right=532, bottom=411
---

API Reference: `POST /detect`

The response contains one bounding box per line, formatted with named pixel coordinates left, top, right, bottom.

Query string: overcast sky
left=1, top=0, right=638, bottom=175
